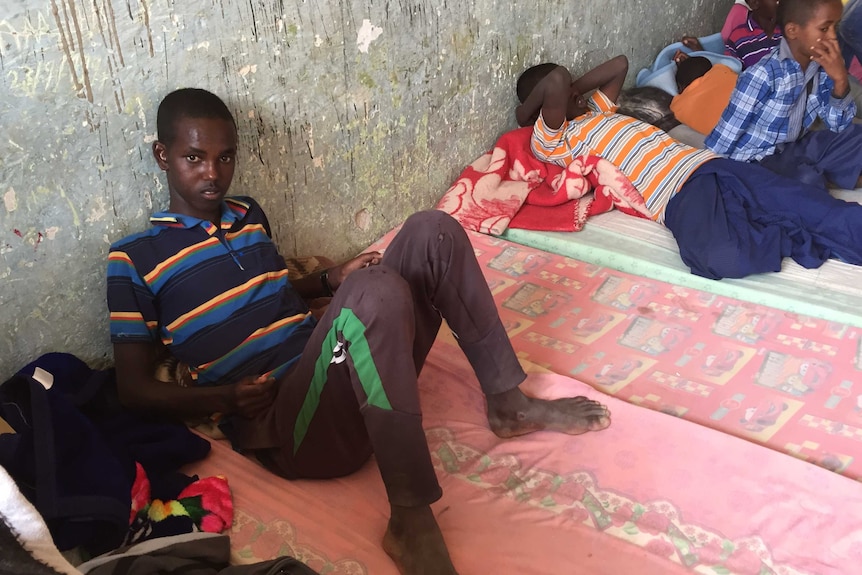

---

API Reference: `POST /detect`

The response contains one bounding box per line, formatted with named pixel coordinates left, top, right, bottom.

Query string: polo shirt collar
left=149, top=197, right=245, bottom=235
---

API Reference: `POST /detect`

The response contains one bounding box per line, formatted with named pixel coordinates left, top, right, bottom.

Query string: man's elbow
left=612, top=55, right=629, bottom=75
left=546, top=66, right=573, bottom=91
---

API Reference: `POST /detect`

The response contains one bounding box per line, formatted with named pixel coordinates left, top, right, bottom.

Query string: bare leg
left=383, top=505, right=458, bottom=575
left=486, top=386, right=611, bottom=438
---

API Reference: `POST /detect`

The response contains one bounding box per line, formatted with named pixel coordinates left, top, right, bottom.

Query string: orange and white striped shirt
left=531, top=90, right=717, bottom=223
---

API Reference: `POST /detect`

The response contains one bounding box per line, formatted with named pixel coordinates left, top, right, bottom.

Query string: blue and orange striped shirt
left=531, top=90, right=717, bottom=223
left=107, top=197, right=316, bottom=386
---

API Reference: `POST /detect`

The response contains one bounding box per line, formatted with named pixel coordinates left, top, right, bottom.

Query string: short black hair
left=156, top=88, right=235, bottom=145
left=676, top=56, right=713, bottom=92
left=777, top=0, right=840, bottom=33
left=516, top=63, right=558, bottom=103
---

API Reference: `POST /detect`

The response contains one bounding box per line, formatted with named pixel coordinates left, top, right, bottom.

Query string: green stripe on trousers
left=293, top=307, right=393, bottom=454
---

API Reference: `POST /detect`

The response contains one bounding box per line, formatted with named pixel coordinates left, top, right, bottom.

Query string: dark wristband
left=320, top=269, right=334, bottom=296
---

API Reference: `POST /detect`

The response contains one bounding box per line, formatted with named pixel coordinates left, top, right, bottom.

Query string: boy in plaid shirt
left=706, top=0, right=862, bottom=191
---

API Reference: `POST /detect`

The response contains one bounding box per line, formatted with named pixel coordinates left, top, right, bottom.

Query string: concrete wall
left=0, top=0, right=728, bottom=375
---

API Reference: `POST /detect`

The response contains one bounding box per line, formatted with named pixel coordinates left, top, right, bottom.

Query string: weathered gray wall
left=0, top=0, right=727, bottom=375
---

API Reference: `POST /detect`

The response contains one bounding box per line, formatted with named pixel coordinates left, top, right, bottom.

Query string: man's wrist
left=223, top=384, right=239, bottom=414
left=832, top=75, right=850, bottom=99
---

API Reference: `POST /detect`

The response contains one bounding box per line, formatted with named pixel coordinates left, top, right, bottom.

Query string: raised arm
left=572, top=54, right=629, bottom=104
left=516, top=65, right=574, bottom=128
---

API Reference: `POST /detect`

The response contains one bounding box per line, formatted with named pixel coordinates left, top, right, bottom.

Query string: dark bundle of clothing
left=0, top=353, right=212, bottom=557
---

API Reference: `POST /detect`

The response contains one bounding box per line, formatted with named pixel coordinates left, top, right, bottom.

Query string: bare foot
left=382, top=505, right=458, bottom=575
left=486, top=387, right=611, bottom=438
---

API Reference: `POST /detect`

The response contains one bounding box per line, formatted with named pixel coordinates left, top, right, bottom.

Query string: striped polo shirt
left=107, top=196, right=316, bottom=386
left=531, top=90, right=717, bottom=223
left=725, top=13, right=782, bottom=69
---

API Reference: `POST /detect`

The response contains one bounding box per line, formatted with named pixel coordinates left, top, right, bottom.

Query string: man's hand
left=328, top=251, right=381, bottom=290
left=232, top=374, right=277, bottom=418
left=811, top=37, right=850, bottom=97
left=681, top=36, right=703, bottom=51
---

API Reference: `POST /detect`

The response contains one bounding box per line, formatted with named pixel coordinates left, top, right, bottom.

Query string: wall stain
left=50, top=0, right=84, bottom=98
left=1, top=0, right=728, bottom=389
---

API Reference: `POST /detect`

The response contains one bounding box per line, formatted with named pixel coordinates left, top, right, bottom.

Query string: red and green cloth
left=128, top=462, right=233, bottom=543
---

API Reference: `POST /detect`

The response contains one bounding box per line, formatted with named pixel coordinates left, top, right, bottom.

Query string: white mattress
left=502, top=188, right=862, bottom=327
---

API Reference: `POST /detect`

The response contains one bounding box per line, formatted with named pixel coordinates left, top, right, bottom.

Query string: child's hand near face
left=811, top=36, right=850, bottom=97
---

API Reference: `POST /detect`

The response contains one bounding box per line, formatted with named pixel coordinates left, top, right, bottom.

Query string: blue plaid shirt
left=705, top=38, right=855, bottom=161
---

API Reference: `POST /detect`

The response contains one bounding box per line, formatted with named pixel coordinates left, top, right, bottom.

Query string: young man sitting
left=107, top=88, right=612, bottom=575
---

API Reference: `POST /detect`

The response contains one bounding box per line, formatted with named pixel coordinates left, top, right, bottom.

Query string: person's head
left=777, top=0, right=843, bottom=60
left=748, top=0, right=779, bottom=25
left=516, top=63, right=588, bottom=126
left=675, top=56, right=713, bottom=92
left=152, top=88, right=238, bottom=222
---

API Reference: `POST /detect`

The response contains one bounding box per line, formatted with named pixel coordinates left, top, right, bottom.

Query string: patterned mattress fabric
left=445, top=229, right=862, bottom=481
left=183, top=226, right=862, bottom=574
left=188, top=339, right=862, bottom=575
left=502, top=207, right=862, bottom=328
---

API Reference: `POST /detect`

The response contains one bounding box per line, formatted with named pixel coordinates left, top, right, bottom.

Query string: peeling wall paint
left=0, top=0, right=728, bottom=375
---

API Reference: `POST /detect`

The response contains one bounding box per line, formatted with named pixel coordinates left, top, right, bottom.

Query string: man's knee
left=402, top=210, right=467, bottom=243
left=340, top=264, right=413, bottom=314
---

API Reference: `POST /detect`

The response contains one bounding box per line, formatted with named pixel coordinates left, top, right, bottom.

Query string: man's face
left=152, top=116, right=237, bottom=222
left=753, top=0, right=778, bottom=22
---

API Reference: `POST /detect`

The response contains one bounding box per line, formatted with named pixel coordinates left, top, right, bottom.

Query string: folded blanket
left=437, top=127, right=650, bottom=234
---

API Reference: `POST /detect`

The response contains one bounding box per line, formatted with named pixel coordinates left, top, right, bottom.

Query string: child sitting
left=670, top=56, right=738, bottom=135
left=724, top=0, right=782, bottom=68
left=680, top=0, right=780, bottom=69
left=722, top=0, right=752, bottom=42
left=705, top=0, right=862, bottom=191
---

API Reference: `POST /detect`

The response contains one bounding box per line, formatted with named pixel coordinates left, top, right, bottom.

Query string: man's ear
left=152, top=141, right=169, bottom=170
left=748, top=0, right=760, bottom=11
left=784, top=22, right=798, bottom=40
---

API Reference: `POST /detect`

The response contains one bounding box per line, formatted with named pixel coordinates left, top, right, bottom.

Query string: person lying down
left=515, top=55, right=862, bottom=280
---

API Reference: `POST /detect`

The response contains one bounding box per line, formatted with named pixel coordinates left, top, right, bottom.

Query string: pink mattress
left=189, top=338, right=862, bottom=574
left=185, top=228, right=862, bottom=574
left=372, top=229, right=862, bottom=481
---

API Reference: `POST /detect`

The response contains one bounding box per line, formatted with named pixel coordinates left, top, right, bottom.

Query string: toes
left=577, top=402, right=610, bottom=417
left=587, top=414, right=612, bottom=430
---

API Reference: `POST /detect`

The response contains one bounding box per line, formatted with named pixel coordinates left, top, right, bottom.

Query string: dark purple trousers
left=237, top=210, right=526, bottom=506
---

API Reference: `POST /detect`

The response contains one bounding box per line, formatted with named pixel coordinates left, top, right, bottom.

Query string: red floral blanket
left=437, top=127, right=650, bottom=234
